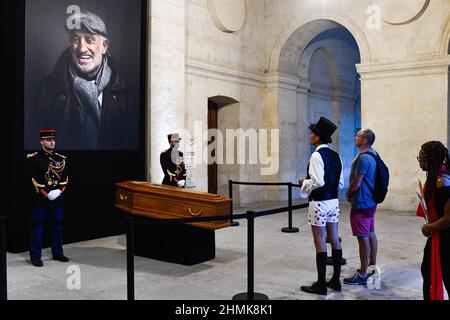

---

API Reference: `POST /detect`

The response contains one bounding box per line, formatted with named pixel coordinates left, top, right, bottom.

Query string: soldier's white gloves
left=47, top=189, right=62, bottom=201
left=177, top=180, right=186, bottom=188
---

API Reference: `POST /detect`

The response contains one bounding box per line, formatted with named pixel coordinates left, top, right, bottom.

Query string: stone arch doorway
left=302, top=28, right=361, bottom=188
left=271, top=19, right=363, bottom=199
left=207, top=96, right=239, bottom=195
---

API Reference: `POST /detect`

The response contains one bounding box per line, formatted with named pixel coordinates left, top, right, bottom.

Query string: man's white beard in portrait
left=72, top=49, right=104, bottom=76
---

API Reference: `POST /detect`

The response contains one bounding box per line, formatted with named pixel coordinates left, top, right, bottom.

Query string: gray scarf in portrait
left=69, top=58, right=112, bottom=149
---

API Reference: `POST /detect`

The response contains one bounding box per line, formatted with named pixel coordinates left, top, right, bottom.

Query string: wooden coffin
left=115, top=181, right=231, bottom=230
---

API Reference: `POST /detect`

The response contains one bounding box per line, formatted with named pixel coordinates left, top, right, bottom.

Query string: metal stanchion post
left=125, top=217, right=135, bottom=301
left=282, top=183, right=299, bottom=233
left=0, top=216, right=7, bottom=301
left=233, top=211, right=268, bottom=301
left=228, top=180, right=239, bottom=227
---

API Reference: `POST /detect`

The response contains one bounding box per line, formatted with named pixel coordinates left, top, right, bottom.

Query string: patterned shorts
left=307, top=199, right=340, bottom=227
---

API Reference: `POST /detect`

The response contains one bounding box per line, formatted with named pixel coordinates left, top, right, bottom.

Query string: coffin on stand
left=115, top=181, right=231, bottom=265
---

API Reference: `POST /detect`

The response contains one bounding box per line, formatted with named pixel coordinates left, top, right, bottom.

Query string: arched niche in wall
left=207, top=0, right=246, bottom=33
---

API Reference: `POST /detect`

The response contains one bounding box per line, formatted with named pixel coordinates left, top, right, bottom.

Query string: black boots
left=326, top=279, right=342, bottom=292
left=327, top=249, right=342, bottom=292
left=31, top=260, right=44, bottom=267
left=301, top=250, right=343, bottom=295
left=301, top=252, right=328, bottom=295
left=53, top=255, right=70, bottom=262
left=31, top=254, right=69, bottom=267
left=300, top=282, right=327, bottom=295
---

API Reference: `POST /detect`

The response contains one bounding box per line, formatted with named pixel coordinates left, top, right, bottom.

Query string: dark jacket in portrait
left=28, top=150, right=69, bottom=208
left=160, top=148, right=187, bottom=187
left=30, top=49, right=138, bottom=150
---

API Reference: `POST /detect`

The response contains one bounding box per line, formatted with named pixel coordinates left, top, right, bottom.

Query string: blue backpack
left=359, top=152, right=390, bottom=203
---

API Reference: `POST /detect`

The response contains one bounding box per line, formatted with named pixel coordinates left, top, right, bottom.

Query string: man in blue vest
left=298, top=117, right=344, bottom=295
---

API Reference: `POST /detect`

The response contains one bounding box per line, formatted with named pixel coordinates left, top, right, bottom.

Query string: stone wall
left=264, top=0, right=450, bottom=210
left=149, top=0, right=186, bottom=184
left=148, top=0, right=450, bottom=210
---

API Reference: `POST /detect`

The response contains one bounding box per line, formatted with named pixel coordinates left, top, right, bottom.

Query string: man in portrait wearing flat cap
left=297, top=117, right=345, bottom=296
left=160, top=133, right=187, bottom=188
left=30, top=10, right=138, bottom=150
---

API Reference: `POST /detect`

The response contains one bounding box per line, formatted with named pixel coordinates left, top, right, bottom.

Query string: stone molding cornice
left=185, top=59, right=266, bottom=88
left=309, top=86, right=356, bottom=102
left=185, top=55, right=450, bottom=92
left=266, top=73, right=311, bottom=93
left=357, top=56, right=450, bottom=80
left=266, top=73, right=356, bottom=101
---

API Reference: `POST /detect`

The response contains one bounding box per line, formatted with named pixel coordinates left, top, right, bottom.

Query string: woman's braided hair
left=421, top=141, right=450, bottom=199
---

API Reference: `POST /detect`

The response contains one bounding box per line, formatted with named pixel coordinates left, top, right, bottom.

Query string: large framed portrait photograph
left=24, top=0, right=143, bottom=150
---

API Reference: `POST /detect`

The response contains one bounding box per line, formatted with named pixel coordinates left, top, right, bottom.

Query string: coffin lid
left=115, top=181, right=230, bottom=203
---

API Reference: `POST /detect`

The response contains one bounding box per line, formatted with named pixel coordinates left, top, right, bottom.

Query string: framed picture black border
left=3, top=0, right=148, bottom=252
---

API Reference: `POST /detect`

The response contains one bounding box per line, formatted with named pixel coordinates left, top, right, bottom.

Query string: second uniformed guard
left=160, top=133, right=187, bottom=188
left=28, top=129, right=70, bottom=267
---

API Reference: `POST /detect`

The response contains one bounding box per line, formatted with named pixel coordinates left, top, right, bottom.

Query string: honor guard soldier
left=27, top=129, right=70, bottom=267
left=160, top=133, right=187, bottom=188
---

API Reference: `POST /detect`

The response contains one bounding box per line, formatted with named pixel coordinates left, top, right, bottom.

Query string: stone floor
left=6, top=202, right=446, bottom=300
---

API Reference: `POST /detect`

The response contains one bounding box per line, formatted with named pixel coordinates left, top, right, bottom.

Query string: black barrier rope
left=123, top=198, right=308, bottom=301
left=230, top=181, right=293, bottom=186
left=127, top=212, right=248, bottom=226
left=229, top=180, right=308, bottom=234
left=125, top=203, right=308, bottom=227
left=0, top=216, right=6, bottom=301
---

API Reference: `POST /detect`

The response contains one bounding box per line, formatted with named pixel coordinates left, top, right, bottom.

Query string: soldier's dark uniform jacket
left=28, top=150, right=69, bottom=207
left=160, top=148, right=186, bottom=187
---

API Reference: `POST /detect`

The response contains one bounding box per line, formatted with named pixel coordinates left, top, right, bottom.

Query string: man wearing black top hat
left=27, top=129, right=70, bottom=267
left=160, top=133, right=187, bottom=187
left=298, top=117, right=344, bottom=295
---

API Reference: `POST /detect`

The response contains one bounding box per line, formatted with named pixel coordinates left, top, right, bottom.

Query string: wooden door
left=208, top=100, right=218, bottom=194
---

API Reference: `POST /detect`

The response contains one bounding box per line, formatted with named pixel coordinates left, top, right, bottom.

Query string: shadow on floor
left=9, top=245, right=247, bottom=278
